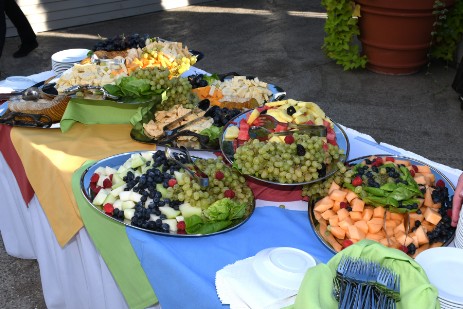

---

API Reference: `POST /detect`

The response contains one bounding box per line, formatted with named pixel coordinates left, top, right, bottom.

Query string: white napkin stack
left=216, top=257, right=297, bottom=309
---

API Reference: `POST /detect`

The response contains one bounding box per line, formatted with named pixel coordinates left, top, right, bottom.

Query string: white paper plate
left=252, top=247, right=316, bottom=290
left=439, top=297, right=463, bottom=308
left=0, top=76, right=36, bottom=91
left=51, top=49, right=89, bottom=63
left=416, top=247, right=463, bottom=304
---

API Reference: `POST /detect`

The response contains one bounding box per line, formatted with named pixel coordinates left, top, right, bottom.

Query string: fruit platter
left=220, top=99, right=350, bottom=185
left=81, top=149, right=255, bottom=236
left=308, top=155, right=456, bottom=258
left=130, top=73, right=286, bottom=150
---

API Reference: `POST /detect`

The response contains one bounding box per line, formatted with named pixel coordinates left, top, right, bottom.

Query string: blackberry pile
left=92, top=33, right=150, bottom=51
left=205, top=106, right=241, bottom=127
left=188, top=74, right=208, bottom=88
left=426, top=185, right=454, bottom=244
left=111, top=150, right=187, bottom=232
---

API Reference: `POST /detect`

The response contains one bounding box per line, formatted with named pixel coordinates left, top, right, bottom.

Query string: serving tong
left=164, top=146, right=209, bottom=187
left=157, top=99, right=214, bottom=148
left=63, top=85, right=119, bottom=101
left=333, top=256, right=400, bottom=309
left=0, top=111, right=53, bottom=128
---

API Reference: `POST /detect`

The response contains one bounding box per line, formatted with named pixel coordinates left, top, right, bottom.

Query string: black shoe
left=13, top=41, right=38, bottom=58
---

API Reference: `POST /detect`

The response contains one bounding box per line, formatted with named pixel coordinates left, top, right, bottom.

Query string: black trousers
left=0, top=0, right=36, bottom=57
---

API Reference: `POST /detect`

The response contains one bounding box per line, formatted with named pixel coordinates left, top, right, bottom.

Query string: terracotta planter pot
left=356, top=0, right=455, bottom=75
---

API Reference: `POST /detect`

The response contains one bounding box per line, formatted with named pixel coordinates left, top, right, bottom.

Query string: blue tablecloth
left=126, top=207, right=335, bottom=309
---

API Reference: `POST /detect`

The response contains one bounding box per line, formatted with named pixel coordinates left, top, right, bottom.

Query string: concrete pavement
left=0, top=0, right=462, bottom=307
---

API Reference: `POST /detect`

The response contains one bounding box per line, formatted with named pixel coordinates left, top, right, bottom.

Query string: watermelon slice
left=238, top=119, right=250, bottom=141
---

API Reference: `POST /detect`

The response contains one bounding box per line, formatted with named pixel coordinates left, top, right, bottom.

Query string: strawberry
left=399, top=245, right=408, bottom=254
left=109, top=174, right=113, bottom=181
left=436, top=179, right=445, bottom=188
left=215, top=171, right=225, bottom=180
left=90, top=173, right=99, bottom=184
left=224, top=189, right=235, bottom=198
left=372, top=157, right=383, bottom=167
left=168, top=179, right=177, bottom=187
left=284, top=135, right=295, bottom=144
left=410, top=169, right=415, bottom=177
left=342, top=239, right=353, bottom=249
left=103, top=203, right=114, bottom=215
left=411, top=165, right=419, bottom=172
left=385, top=157, right=395, bottom=162
left=103, top=178, right=112, bottom=189
left=93, top=186, right=102, bottom=194
left=352, top=176, right=363, bottom=187
left=340, top=202, right=348, bottom=209
left=177, top=221, right=186, bottom=230
left=322, top=143, right=329, bottom=151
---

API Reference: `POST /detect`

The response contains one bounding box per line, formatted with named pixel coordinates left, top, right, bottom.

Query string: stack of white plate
left=416, top=247, right=463, bottom=308
left=456, top=210, right=463, bottom=248
left=51, top=49, right=90, bottom=75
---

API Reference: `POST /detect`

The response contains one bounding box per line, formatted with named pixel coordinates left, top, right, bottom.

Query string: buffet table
left=0, top=69, right=462, bottom=309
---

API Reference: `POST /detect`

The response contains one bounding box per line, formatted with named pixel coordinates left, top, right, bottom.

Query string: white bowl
left=51, top=49, right=90, bottom=63
left=252, top=247, right=317, bottom=290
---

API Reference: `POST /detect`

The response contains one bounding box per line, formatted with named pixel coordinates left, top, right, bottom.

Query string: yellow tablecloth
left=10, top=123, right=155, bottom=246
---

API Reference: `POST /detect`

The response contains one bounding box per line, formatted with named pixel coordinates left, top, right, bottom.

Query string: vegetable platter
left=81, top=149, right=255, bottom=236
left=308, top=155, right=456, bottom=258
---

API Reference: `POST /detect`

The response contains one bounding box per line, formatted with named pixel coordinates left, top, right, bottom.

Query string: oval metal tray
left=308, top=154, right=456, bottom=254
left=219, top=110, right=350, bottom=186
left=80, top=150, right=255, bottom=237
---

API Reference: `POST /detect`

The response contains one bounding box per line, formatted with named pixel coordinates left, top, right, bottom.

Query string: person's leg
left=0, top=0, right=6, bottom=58
left=4, top=0, right=37, bottom=57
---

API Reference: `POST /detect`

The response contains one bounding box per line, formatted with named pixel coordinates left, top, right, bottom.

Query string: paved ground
left=0, top=0, right=462, bottom=307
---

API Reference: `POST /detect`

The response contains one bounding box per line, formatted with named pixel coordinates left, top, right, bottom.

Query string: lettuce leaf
left=200, top=125, right=222, bottom=141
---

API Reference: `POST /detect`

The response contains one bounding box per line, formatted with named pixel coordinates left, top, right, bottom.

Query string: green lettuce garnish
left=104, top=76, right=162, bottom=98
left=200, top=125, right=222, bottom=141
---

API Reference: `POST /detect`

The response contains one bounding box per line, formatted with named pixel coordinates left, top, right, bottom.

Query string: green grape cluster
left=172, top=158, right=253, bottom=209
left=131, top=67, right=195, bottom=110
left=161, top=76, right=195, bottom=110
left=301, top=162, right=355, bottom=198
left=233, top=133, right=345, bottom=184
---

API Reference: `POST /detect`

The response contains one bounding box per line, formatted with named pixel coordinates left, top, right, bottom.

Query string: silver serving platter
left=308, top=154, right=456, bottom=254
left=80, top=150, right=255, bottom=237
left=219, top=110, right=350, bottom=186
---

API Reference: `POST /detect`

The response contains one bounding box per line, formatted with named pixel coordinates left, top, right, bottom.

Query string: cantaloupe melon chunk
left=424, top=187, right=434, bottom=207
left=430, top=202, right=441, bottom=209
left=362, top=207, right=374, bottom=221
left=330, top=226, right=346, bottom=240
left=349, top=211, right=363, bottom=222
left=385, top=227, right=395, bottom=238
left=367, top=222, right=383, bottom=234
left=314, top=196, right=334, bottom=212
left=330, top=189, right=348, bottom=202
left=354, top=220, right=369, bottom=235
left=431, top=241, right=444, bottom=248
left=423, top=173, right=435, bottom=186
left=414, top=175, right=427, bottom=185
left=416, top=198, right=424, bottom=208
left=416, top=165, right=432, bottom=174
left=337, top=208, right=350, bottom=221
left=348, top=225, right=365, bottom=240
left=415, top=226, right=429, bottom=245
left=424, top=207, right=442, bottom=225
left=321, top=209, right=336, bottom=220
left=332, top=201, right=341, bottom=213
left=319, top=221, right=343, bottom=252
left=365, top=233, right=383, bottom=241
left=410, top=234, right=419, bottom=248
left=390, top=212, right=404, bottom=221
left=385, top=220, right=398, bottom=229
left=409, top=212, right=424, bottom=227
left=393, top=223, right=405, bottom=235
left=329, top=215, right=339, bottom=227
left=421, top=221, right=436, bottom=232
left=351, top=198, right=365, bottom=212
left=328, top=181, right=340, bottom=195
left=314, top=211, right=322, bottom=221
left=396, top=232, right=414, bottom=247
left=379, top=238, right=390, bottom=247
left=395, top=159, right=411, bottom=166
left=412, top=243, right=429, bottom=258
left=346, top=191, right=358, bottom=203
left=388, top=237, right=401, bottom=249
left=385, top=211, right=391, bottom=220
left=373, top=207, right=386, bottom=218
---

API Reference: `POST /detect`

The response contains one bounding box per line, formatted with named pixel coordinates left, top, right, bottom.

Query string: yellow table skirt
left=11, top=123, right=155, bottom=247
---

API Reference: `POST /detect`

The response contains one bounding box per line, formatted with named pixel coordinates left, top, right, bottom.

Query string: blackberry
left=296, top=144, right=306, bottom=156
left=286, top=106, right=297, bottom=116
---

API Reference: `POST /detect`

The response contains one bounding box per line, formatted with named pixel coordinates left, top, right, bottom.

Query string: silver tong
left=63, top=85, right=119, bottom=100
left=164, top=146, right=209, bottom=187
